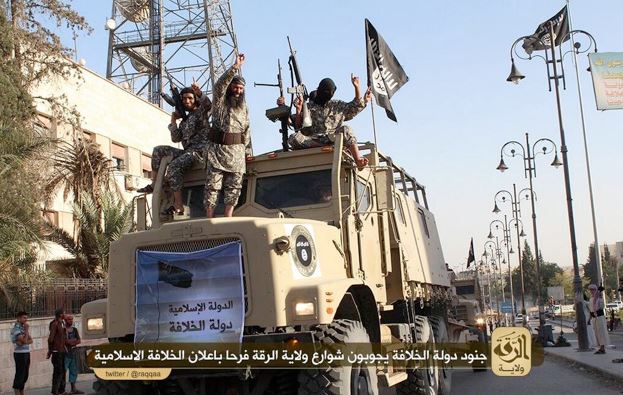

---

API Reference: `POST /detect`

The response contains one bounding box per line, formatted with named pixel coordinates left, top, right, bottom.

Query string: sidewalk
left=0, top=374, right=96, bottom=395
left=545, top=344, right=623, bottom=384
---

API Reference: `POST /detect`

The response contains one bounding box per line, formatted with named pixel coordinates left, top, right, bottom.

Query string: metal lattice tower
left=106, top=0, right=238, bottom=106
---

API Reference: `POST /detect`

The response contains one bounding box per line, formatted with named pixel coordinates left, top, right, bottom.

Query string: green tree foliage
left=0, top=10, right=50, bottom=307
left=44, top=137, right=128, bottom=277
left=1, top=1, right=102, bottom=314
left=511, top=240, right=563, bottom=305
left=46, top=192, right=133, bottom=278
left=583, top=244, right=623, bottom=295
left=6, top=0, right=90, bottom=88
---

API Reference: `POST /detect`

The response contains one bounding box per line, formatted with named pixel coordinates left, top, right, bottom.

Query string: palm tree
left=45, top=192, right=133, bottom=278
left=44, top=136, right=117, bottom=208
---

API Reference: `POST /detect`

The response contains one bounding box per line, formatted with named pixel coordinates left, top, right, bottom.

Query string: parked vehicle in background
left=552, top=304, right=574, bottom=317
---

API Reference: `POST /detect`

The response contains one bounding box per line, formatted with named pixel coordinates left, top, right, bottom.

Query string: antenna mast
left=106, top=0, right=239, bottom=106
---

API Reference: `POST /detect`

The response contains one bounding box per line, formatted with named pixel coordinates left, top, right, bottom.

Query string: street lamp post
left=481, top=259, right=494, bottom=317
left=497, top=132, right=561, bottom=346
left=489, top=217, right=516, bottom=317
left=486, top=239, right=506, bottom=324
left=507, top=25, right=591, bottom=351
left=493, top=186, right=530, bottom=317
left=482, top=252, right=498, bottom=321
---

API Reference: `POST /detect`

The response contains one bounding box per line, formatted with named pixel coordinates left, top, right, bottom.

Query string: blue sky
left=64, top=0, right=623, bottom=274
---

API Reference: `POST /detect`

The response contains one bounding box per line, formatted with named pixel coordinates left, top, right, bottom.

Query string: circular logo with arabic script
left=290, top=225, right=317, bottom=276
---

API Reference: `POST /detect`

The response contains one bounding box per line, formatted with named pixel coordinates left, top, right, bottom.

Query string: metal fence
left=0, top=278, right=107, bottom=320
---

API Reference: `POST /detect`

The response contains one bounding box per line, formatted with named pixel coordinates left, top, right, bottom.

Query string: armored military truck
left=82, top=134, right=462, bottom=395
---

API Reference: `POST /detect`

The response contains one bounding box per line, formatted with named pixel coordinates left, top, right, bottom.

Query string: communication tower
left=105, top=0, right=238, bottom=106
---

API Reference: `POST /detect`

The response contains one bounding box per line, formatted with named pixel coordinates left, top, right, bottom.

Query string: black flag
left=522, top=6, right=570, bottom=55
left=466, top=238, right=475, bottom=268
left=365, top=19, right=408, bottom=122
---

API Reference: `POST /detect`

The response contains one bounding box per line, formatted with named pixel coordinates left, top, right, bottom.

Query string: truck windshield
left=255, top=169, right=332, bottom=209
left=181, top=180, right=247, bottom=218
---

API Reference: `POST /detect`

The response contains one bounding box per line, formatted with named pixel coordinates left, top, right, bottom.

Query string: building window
left=141, top=153, right=152, bottom=179
left=82, top=130, right=94, bottom=141
left=111, top=142, right=127, bottom=171
left=42, top=210, right=59, bottom=227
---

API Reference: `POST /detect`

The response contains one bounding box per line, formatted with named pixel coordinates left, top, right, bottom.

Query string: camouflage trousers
left=203, top=165, right=244, bottom=208
left=288, top=125, right=357, bottom=149
left=151, top=145, right=203, bottom=192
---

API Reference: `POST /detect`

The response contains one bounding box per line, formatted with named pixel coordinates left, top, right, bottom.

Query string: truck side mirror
left=374, top=167, right=395, bottom=211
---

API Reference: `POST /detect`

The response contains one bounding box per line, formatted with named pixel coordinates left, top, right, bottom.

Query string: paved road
left=450, top=355, right=623, bottom=395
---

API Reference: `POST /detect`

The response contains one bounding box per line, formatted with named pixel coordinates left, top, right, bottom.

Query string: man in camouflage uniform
left=285, top=75, right=372, bottom=169
left=204, top=53, right=252, bottom=218
left=138, top=83, right=211, bottom=214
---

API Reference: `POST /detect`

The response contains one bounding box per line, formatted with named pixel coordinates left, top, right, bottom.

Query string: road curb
left=544, top=350, right=623, bottom=385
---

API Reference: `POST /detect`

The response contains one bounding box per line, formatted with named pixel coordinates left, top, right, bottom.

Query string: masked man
left=138, top=83, right=211, bottom=215
left=285, top=74, right=372, bottom=169
left=204, top=53, right=252, bottom=218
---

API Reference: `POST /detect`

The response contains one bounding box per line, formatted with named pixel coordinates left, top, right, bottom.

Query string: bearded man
left=286, top=74, right=372, bottom=169
left=204, top=53, right=252, bottom=218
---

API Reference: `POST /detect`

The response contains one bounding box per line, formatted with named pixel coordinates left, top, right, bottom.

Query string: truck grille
left=137, top=237, right=248, bottom=313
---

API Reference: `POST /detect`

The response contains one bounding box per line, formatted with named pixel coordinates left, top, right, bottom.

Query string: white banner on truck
left=134, top=241, right=244, bottom=343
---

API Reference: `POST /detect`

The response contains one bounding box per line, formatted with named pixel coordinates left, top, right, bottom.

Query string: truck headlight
left=295, top=302, right=315, bottom=316
left=87, top=317, right=104, bottom=331
left=476, top=318, right=484, bottom=325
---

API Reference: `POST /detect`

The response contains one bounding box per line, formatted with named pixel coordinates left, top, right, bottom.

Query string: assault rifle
left=255, top=59, right=291, bottom=151
left=160, top=70, right=189, bottom=121
left=287, top=36, right=312, bottom=129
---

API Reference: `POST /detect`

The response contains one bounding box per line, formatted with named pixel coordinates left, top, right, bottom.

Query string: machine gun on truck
left=255, top=59, right=291, bottom=151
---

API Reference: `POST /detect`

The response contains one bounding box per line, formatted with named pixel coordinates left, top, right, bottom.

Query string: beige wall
left=33, top=63, right=172, bottom=155
left=31, top=62, right=177, bottom=267
left=0, top=315, right=103, bottom=393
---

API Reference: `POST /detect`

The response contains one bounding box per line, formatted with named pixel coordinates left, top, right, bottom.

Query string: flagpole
left=566, top=0, right=602, bottom=289
left=566, top=0, right=610, bottom=348
left=370, top=96, right=379, bottom=148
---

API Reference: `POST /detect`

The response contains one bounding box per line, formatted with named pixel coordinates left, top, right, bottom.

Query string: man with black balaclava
left=281, top=74, right=372, bottom=169
left=137, top=82, right=211, bottom=215
left=204, top=53, right=252, bottom=218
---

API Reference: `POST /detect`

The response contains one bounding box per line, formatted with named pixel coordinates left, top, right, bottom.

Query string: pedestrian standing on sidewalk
left=48, top=308, right=67, bottom=394
left=588, top=284, right=607, bottom=354
left=580, top=292, right=597, bottom=349
left=64, top=315, right=84, bottom=394
left=11, top=311, right=32, bottom=395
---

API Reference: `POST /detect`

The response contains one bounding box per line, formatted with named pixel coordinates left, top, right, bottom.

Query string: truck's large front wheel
left=298, top=319, right=378, bottom=395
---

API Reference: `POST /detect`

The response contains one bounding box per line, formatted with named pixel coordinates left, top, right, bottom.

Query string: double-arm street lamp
left=493, top=186, right=529, bottom=318
left=478, top=258, right=494, bottom=319
left=497, top=133, right=560, bottom=345
left=482, top=250, right=500, bottom=321
left=488, top=217, right=516, bottom=317
left=485, top=238, right=508, bottom=324
left=506, top=23, right=596, bottom=350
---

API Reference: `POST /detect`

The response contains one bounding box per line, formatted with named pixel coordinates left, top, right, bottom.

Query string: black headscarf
left=313, top=78, right=336, bottom=106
